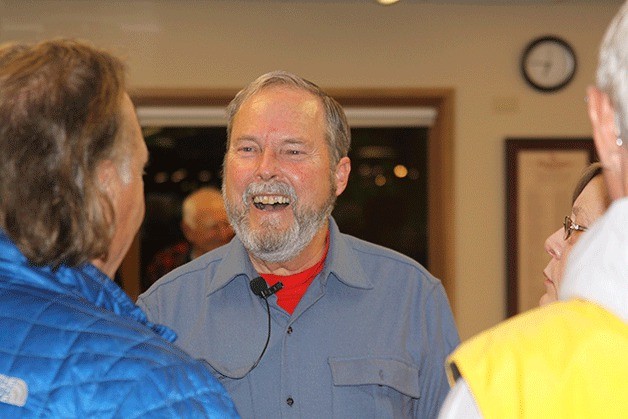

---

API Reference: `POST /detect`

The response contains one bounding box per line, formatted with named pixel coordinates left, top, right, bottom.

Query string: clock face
left=521, top=36, right=576, bottom=92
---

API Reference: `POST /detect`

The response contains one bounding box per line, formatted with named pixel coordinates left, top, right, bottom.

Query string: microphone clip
left=250, top=277, right=283, bottom=299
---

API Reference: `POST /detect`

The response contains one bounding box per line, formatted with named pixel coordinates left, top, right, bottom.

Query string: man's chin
left=250, top=210, right=292, bottom=226
left=244, top=228, right=290, bottom=249
left=248, top=217, right=293, bottom=236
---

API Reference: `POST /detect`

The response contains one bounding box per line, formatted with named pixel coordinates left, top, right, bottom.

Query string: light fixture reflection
left=358, top=163, right=372, bottom=178
left=377, top=0, right=400, bottom=4
left=198, top=170, right=212, bottom=182
left=393, top=164, right=408, bottom=178
left=171, top=169, right=188, bottom=183
left=154, top=172, right=169, bottom=184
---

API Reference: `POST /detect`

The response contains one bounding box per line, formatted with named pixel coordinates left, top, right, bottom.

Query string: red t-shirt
left=260, top=234, right=330, bottom=315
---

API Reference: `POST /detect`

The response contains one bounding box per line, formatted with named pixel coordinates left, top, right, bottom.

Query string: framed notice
left=505, top=138, right=596, bottom=316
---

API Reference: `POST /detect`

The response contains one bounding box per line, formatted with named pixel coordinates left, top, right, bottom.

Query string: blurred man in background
left=145, top=186, right=234, bottom=287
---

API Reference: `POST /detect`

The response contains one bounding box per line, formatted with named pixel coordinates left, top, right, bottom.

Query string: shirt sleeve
left=438, top=378, right=483, bottom=419
left=413, top=283, right=461, bottom=418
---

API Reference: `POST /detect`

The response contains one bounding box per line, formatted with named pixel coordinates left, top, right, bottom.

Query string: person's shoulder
left=2, top=277, right=165, bottom=358
left=141, top=244, right=229, bottom=298
left=339, top=232, right=416, bottom=264
left=0, top=280, right=238, bottom=417
left=2, top=278, right=162, bottom=354
left=451, top=300, right=628, bottom=377
left=105, top=325, right=238, bottom=416
left=337, top=232, right=441, bottom=288
left=178, top=242, right=231, bottom=276
left=460, top=300, right=604, bottom=350
left=91, top=296, right=240, bottom=416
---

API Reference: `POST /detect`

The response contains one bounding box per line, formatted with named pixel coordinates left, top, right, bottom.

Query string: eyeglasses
left=563, top=216, right=588, bottom=240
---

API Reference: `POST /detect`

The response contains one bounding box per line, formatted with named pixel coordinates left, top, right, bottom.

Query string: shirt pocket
left=329, top=356, right=421, bottom=418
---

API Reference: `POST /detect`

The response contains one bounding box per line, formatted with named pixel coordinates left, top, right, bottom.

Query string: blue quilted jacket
left=0, top=232, right=239, bottom=418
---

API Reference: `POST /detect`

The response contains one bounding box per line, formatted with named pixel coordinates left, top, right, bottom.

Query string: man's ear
left=96, top=159, right=119, bottom=198
left=588, top=86, right=618, bottom=159
left=587, top=85, right=623, bottom=199
left=334, top=156, right=351, bottom=197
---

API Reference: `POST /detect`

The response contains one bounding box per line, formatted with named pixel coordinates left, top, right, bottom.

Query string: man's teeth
left=253, top=195, right=290, bottom=205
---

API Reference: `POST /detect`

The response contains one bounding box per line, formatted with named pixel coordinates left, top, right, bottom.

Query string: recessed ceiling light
left=377, top=0, right=400, bottom=5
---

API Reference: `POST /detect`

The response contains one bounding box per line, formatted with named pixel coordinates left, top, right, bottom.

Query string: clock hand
left=544, top=49, right=553, bottom=76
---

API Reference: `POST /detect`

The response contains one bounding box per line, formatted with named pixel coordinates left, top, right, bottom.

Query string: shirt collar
left=204, top=234, right=258, bottom=297
left=325, top=217, right=374, bottom=290
left=204, top=217, right=373, bottom=296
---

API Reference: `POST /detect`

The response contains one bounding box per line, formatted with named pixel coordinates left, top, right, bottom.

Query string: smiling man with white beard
left=138, top=70, right=460, bottom=419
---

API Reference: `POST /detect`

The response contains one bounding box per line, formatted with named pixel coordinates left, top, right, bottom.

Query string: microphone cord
left=250, top=297, right=272, bottom=372
left=215, top=278, right=280, bottom=380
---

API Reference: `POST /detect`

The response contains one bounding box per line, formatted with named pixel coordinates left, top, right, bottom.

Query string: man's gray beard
left=224, top=181, right=335, bottom=263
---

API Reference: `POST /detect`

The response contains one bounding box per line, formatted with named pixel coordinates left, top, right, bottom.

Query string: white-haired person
left=145, top=186, right=234, bottom=288
left=439, top=2, right=628, bottom=417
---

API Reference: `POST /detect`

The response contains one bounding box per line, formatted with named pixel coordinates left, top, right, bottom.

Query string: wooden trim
left=126, top=88, right=456, bottom=308
left=130, top=88, right=236, bottom=107
left=119, top=234, right=141, bottom=301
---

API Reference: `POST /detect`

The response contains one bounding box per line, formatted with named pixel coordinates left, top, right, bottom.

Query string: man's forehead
left=246, top=85, right=321, bottom=110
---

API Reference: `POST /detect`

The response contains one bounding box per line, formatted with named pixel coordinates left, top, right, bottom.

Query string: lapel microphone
left=250, top=276, right=284, bottom=298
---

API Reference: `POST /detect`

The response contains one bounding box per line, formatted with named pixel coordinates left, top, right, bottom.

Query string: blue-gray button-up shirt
left=138, top=218, right=460, bottom=418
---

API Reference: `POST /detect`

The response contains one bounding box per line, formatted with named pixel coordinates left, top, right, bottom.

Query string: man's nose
left=255, top=148, right=279, bottom=181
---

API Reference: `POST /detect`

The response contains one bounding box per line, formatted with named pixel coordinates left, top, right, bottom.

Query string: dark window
left=336, top=127, right=428, bottom=267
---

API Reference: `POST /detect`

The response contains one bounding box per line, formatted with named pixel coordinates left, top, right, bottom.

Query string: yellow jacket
left=446, top=300, right=628, bottom=418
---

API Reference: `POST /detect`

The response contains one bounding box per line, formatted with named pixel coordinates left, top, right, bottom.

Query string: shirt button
left=287, top=326, right=293, bottom=334
left=286, top=397, right=294, bottom=406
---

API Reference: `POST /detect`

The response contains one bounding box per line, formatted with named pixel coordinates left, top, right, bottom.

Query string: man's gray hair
left=596, top=0, right=628, bottom=144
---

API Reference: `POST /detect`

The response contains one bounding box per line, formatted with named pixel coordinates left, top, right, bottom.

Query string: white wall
left=1, top=0, right=623, bottom=339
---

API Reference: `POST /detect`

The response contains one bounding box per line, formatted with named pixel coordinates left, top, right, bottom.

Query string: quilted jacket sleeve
left=112, top=348, right=239, bottom=418
left=0, top=282, right=239, bottom=418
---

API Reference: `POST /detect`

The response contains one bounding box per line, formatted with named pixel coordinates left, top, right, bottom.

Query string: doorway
left=121, top=88, right=455, bottom=307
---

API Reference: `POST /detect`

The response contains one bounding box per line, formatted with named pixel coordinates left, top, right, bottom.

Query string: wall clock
left=521, top=36, right=577, bottom=93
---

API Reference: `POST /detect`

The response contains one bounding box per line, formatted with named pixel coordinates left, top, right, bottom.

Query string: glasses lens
left=563, top=216, right=572, bottom=240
